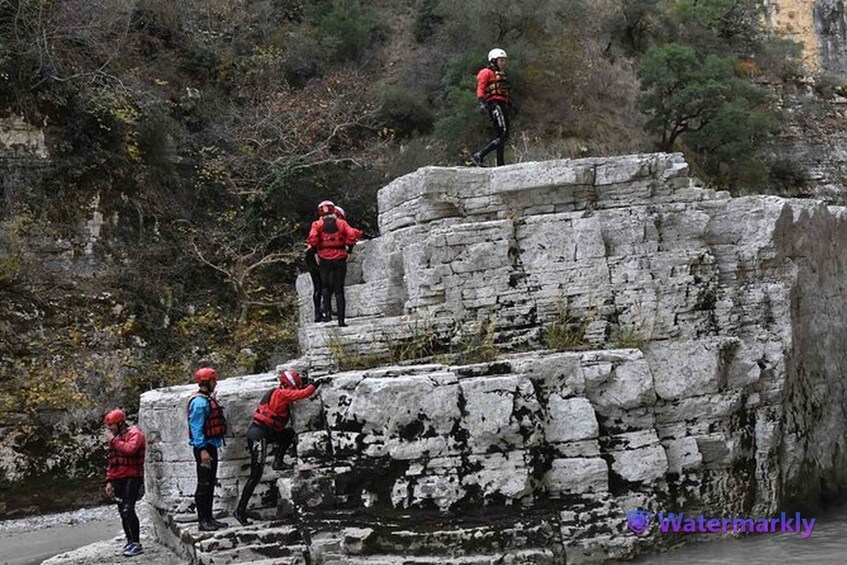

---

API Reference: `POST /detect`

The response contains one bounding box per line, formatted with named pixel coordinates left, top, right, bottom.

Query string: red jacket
left=307, top=216, right=363, bottom=261
left=106, top=425, right=146, bottom=481
left=476, top=66, right=511, bottom=105
left=253, top=385, right=316, bottom=432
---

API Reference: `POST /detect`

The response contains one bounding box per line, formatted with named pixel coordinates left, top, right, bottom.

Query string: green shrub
left=767, top=159, right=808, bottom=196
left=327, top=333, right=388, bottom=371
left=180, top=44, right=220, bottom=82
left=282, top=31, right=328, bottom=87
left=432, top=87, right=488, bottom=157
left=610, top=327, right=646, bottom=349
left=452, top=318, right=498, bottom=365
left=413, top=0, right=444, bottom=42
left=385, top=316, right=443, bottom=363
left=546, top=302, right=588, bottom=351
left=315, top=0, right=387, bottom=63
left=376, top=86, right=436, bottom=138
left=0, top=249, right=22, bottom=285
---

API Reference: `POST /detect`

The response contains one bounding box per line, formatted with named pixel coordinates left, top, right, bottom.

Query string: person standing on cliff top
left=304, top=204, right=349, bottom=323
left=473, top=48, right=513, bottom=167
left=188, top=364, right=229, bottom=531
left=307, top=200, right=363, bottom=327
left=104, top=408, right=146, bottom=557
left=233, top=369, right=327, bottom=526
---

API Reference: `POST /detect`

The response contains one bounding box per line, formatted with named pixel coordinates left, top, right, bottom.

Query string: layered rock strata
left=142, top=153, right=847, bottom=564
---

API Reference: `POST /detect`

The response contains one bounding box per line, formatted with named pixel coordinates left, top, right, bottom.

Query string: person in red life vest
left=233, top=369, right=327, bottom=526
left=307, top=200, right=363, bottom=327
left=473, top=48, right=513, bottom=167
left=332, top=206, right=358, bottom=256
left=188, top=364, right=229, bottom=531
left=104, top=408, right=146, bottom=557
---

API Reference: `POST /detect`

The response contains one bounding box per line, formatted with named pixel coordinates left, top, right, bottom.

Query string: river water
left=0, top=506, right=116, bottom=565
left=1, top=504, right=846, bottom=564
left=628, top=504, right=847, bottom=564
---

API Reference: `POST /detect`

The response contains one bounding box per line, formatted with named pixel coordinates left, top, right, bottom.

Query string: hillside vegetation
left=0, top=0, right=805, bottom=515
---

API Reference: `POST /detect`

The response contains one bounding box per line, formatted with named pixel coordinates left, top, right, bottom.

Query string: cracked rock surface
left=138, top=153, right=847, bottom=564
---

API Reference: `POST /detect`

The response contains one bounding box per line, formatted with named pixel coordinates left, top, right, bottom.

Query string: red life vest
left=308, top=216, right=362, bottom=261
left=477, top=65, right=511, bottom=105
left=252, top=388, right=290, bottom=432
left=106, top=426, right=146, bottom=480
left=318, top=217, right=347, bottom=250
left=187, top=392, right=227, bottom=440
left=484, top=67, right=510, bottom=101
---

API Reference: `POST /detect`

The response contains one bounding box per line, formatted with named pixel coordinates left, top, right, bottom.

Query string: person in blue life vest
left=473, top=48, right=513, bottom=167
left=232, top=369, right=327, bottom=526
left=187, top=364, right=229, bottom=531
left=104, top=408, right=146, bottom=557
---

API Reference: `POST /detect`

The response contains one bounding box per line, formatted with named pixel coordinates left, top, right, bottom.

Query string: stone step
left=362, top=524, right=556, bottom=557
left=196, top=522, right=301, bottom=552
left=317, top=514, right=561, bottom=560
left=196, top=542, right=308, bottom=565
left=228, top=559, right=307, bottom=565
left=302, top=312, right=525, bottom=371
left=321, top=549, right=556, bottom=565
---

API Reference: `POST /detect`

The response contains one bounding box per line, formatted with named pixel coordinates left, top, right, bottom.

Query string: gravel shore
left=0, top=503, right=183, bottom=565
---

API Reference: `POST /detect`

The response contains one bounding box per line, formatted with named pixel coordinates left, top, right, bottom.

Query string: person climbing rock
left=473, top=48, right=513, bottom=167
left=233, top=369, right=327, bottom=526
left=188, top=364, right=229, bottom=531
left=104, top=408, right=146, bottom=557
left=307, top=200, right=363, bottom=327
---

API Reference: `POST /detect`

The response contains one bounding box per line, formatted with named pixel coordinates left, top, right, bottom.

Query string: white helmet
left=487, top=48, right=507, bottom=62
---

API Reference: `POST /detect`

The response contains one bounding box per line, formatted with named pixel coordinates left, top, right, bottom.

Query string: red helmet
left=279, top=369, right=302, bottom=389
left=194, top=367, right=218, bottom=383
left=317, top=200, right=335, bottom=216
left=334, top=206, right=346, bottom=220
left=104, top=408, right=126, bottom=426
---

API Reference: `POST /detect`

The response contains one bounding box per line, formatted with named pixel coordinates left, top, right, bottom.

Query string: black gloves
left=312, top=376, right=331, bottom=390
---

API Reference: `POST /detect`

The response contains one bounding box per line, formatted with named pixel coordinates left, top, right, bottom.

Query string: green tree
left=638, top=43, right=776, bottom=187
left=639, top=43, right=756, bottom=150
left=669, top=0, right=766, bottom=57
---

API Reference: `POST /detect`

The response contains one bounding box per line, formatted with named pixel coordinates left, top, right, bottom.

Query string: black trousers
left=236, top=423, right=295, bottom=512
left=478, top=101, right=510, bottom=166
left=193, top=446, right=219, bottom=521
left=112, top=476, right=143, bottom=544
left=319, top=258, right=348, bottom=323
left=306, top=252, right=323, bottom=319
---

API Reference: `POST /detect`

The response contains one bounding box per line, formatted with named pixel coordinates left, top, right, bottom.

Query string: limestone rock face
left=142, top=153, right=847, bottom=564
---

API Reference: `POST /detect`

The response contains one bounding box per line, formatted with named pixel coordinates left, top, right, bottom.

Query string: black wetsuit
left=478, top=101, right=510, bottom=166
left=235, top=422, right=295, bottom=516
left=113, top=477, right=143, bottom=545
left=319, top=259, right=348, bottom=325
left=305, top=248, right=324, bottom=322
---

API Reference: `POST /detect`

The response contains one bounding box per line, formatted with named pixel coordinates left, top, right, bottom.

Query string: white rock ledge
left=140, top=153, right=847, bottom=564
